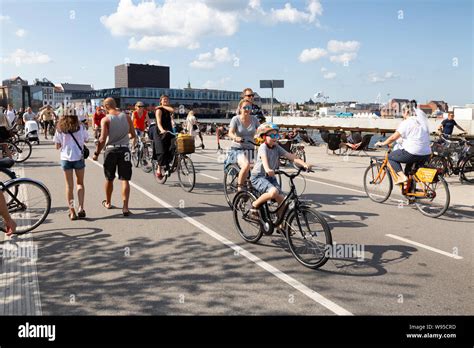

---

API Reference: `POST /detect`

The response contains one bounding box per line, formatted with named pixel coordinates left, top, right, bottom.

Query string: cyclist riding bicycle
left=132, top=101, right=150, bottom=138
left=227, top=99, right=260, bottom=190
left=250, top=122, right=310, bottom=218
left=374, top=101, right=431, bottom=184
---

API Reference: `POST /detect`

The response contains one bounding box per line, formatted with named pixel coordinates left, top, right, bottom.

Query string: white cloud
left=0, top=15, right=10, bottom=22
left=102, top=0, right=324, bottom=51
left=327, top=40, right=360, bottom=53
left=190, top=47, right=237, bottom=69
left=320, top=67, right=327, bottom=72
left=147, top=59, right=161, bottom=65
left=0, top=49, right=51, bottom=66
left=15, top=29, right=26, bottom=37
left=299, top=48, right=327, bottom=63
left=202, top=77, right=231, bottom=89
left=329, top=52, right=358, bottom=64
left=323, top=72, right=336, bottom=79
left=101, top=0, right=240, bottom=51
left=269, top=0, right=322, bottom=24
left=368, top=71, right=399, bottom=83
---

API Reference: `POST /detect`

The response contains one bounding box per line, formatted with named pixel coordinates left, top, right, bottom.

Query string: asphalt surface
left=1, top=135, right=472, bottom=315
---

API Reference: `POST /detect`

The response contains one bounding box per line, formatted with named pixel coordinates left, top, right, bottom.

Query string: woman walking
left=53, top=108, right=89, bottom=220
left=186, top=110, right=204, bottom=149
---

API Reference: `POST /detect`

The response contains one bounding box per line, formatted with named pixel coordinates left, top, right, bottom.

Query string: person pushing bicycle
left=250, top=122, right=311, bottom=218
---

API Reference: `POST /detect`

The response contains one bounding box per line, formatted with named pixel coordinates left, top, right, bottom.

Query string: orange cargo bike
left=363, top=147, right=450, bottom=218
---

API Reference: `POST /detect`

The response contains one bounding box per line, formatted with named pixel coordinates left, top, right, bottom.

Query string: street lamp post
left=260, top=80, right=284, bottom=122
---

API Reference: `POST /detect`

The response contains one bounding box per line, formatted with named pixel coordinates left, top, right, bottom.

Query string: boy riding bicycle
left=250, top=122, right=311, bottom=216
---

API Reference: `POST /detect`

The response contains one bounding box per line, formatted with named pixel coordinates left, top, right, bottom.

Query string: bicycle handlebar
left=275, top=166, right=314, bottom=179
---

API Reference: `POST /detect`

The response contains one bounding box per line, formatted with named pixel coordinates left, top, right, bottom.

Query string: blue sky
left=0, top=0, right=472, bottom=105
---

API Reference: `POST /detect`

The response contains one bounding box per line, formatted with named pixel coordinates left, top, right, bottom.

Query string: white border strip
left=199, top=173, right=219, bottom=180
left=89, top=159, right=352, bottom=315
left=386, top=234, right=463, bottom=260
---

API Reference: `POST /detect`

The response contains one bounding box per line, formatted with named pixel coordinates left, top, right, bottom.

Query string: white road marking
left=199, top=173, right=219, bottom=180
left=89, top=159, right=353, bottom=315
left=385, top=234, right=463, bottom=260
left=193, top=153, right=220, bottom=161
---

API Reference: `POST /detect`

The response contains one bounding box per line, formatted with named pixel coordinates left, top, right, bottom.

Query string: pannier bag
left=177, top=133, right=195, bottom=154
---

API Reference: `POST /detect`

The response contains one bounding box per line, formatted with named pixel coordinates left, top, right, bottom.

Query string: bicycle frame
left=370, top=151, right=431, bottom=198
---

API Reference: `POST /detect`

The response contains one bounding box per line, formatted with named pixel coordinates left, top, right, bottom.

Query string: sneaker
left=249, top=207, right=260, bottom=220
left=155, top=171, right=163, bottom=180
left=394, top=174, right=408, bottom=185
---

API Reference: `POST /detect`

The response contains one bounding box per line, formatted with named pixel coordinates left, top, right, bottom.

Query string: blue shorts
left=61, top=159, right=85, bottom=171
left=224, top=148, right=255, bottom=169
left=251, top=175, right=282, bottom=194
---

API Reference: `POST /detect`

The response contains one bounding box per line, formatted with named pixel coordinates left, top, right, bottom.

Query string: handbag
left=69, top=129, right=89, bottom=159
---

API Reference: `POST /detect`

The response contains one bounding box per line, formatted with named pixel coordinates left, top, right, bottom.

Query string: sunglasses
left=267, top=133, right=280, bottom=139
left=242, top=106, right=252, bottom=111
left=245, top=94, right=254, bottom=97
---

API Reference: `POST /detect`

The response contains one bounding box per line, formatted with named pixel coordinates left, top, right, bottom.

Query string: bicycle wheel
left=460, top=154, right=474, bottom=183
left=414, top=175, right=450, bottom=218
left=152, top=161, right=168, bottom=184
left=0, top=168, right=18, bottom=203
left=232, top=191, right=263, bottom=243
left=0, top=178, right=51, bottom=234
left=285, top=207, right=332, bottom=269
left=13, top=139, right=32, bottom=162
left=131, top=146, right=140, bottom=167
left=363, top=162, right=392, bottom=203
left=428, top=155, right=449, bottom=176
left=224, top=163, right=240, bottom=207
left=177, top=155, right=196, bottom=192
left=141, top=145, right=153, bottom=173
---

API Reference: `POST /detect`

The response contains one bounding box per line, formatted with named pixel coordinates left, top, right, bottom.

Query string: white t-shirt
left=396, top=117, right=431, bottom=156
left=6, top=110, right=15, bottom=126
left=53, top=125, right=89, bottom=161
left=186, top=115, right=197, bottom=136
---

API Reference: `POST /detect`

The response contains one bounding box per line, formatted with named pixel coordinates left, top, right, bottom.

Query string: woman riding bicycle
left=227, top=99, right=260, bottom=190
left=375, top=101, right=431, bottom=184
left=153, top=95, right=175, bottom=180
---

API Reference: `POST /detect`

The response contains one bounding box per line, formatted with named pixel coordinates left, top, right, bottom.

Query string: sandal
left=101, top=200, right=113, bottom=209
left=69, top=211, right=78, bottom=221
left=77, top=210, right=86, bottom=218
left=122, top=210, right=132, bottom=217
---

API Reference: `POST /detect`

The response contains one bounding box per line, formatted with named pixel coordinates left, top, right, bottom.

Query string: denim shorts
left=251, top=175, right=282, bottom=194
left=224, top=148, right=254, bottom=169
left=61, top=159, right=85, bottom=171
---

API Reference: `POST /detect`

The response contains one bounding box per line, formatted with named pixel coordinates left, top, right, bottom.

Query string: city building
left=428, top=100, right=449, bottom=112
left=1, top=76, right=29, bottom=110
left=71, top=86, right=244, bottom=118
left=115, top=63, right=170, bottom=89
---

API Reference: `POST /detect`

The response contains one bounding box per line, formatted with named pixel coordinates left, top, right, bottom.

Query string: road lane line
left=199, top=173, right=219, bottom=180
left=299, top=176, right=366, bottom=195
left=385, top=234, right=463, bottom=260
left=89, top=159, right=352, bottom=315
left=193, top=153, right=220, bottom=161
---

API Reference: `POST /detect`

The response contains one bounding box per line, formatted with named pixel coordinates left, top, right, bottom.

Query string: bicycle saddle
left=0, top=158, right=14, bottom=169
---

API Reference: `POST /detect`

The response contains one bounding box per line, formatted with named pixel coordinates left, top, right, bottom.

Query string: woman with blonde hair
left=186, top=110, right=204, bottom=149
left=53, top=107, right=89, bottom=220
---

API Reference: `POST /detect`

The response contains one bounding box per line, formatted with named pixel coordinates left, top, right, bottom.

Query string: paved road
left=1, top=135, right=472, bottom=315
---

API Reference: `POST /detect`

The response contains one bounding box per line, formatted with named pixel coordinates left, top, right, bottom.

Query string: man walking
left=92, top=97, right=136, bottom=216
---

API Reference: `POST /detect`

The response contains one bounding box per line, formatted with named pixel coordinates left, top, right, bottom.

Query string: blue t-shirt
left=229, top=115, right=259, bottom=150
left=441, top=119, right=458, bottom=135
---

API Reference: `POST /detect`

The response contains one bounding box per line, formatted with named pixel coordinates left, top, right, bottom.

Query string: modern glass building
left=71, top=87, right=257, bottom=119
